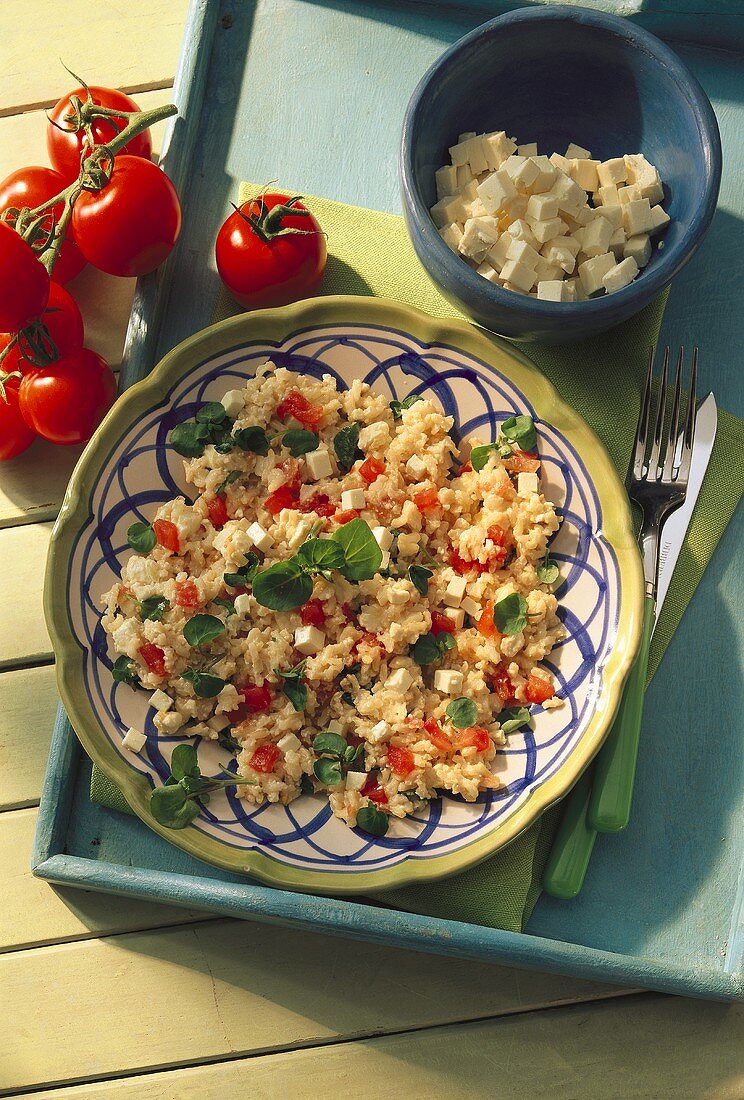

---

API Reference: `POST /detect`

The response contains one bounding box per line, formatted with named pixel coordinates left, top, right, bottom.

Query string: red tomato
left=334, top=508, right=360, bottom=525
left=265, top=478, right=301, bottom=515
left=414, top=486, right=439, bottom=512
left=276, top=389, right=323, bottom=431
left=387, top=744, right=415, bottom=778
left=457, top=726, right=491, bottom=752
left=18, top=347, right=114, bottom=445
left=216, top=192, right=326, bottom=309
left=486, top=524, right=510, bottom=566
left=524, top=674, right=556, bottom=704
left=361, top=773, right=388, bottom=805
left=476, top=599, right=499, bottom=640
left=460, top=459, right=473, bottom=473
left=153, top=519, right=180, bottom=553
left=174, top=579, right=199, bottom=608
left=491, top=663, right=516, bottom=704
left=47, top=86, right=152, bottom=183
left=503, top=450, right=540, bottom=474
left=249, top=744, right=280, bottom=773
left=297, top=492, right=335, bottom=517
left=0, top=223, right=50, bottom=333
left=359, top=456, right=385, bottom=484
left=0, top=377, right=36, bottom=460
left=430, top=610, right=455, bottom=636
left=423, top=717, right=452, bottom=754
left=0, top=282, right=84, bottom=372
left=450, top=547, right=490, bottom=576
left=72, top=156, right=181, bottom=277
left=300, top=599, right=325, bottom=627
left=241, top=682, right=272, bottom=713
left=139, top=642, right=166, bottom=678
left=206, top=494, right=229, bottom=528
left=0, top=166, right=86, bottom=284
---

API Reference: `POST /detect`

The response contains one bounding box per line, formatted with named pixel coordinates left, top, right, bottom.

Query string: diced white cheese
left=368, top=720, right=391, bottom=744
left=122, top=727, right=147, bottom=753
left=463, top=135, right=488, bottom=174
left=534, top=257, right=564, bottom=283
left=372, top=526, right=393, bottom=551
left=507, top=219, right=539, bottom=249
left=481, top=130, right=517, bottom=170
left=221, top=389, right=245, bottom=418
left=536, top=280, right=569, bottom=302
left=542, top=240, right=577, bottom=274
left=565, top=277, right=586, bottom=301
left=439, top=222, right=463, bottom=252
left=476, top=169, right=516, bottom=214
left=216, top=683, right=241, bottom=713
left=593, top=204, right=623, bottom=228
left=609, top=226, right=627, bottom=257
left=458, top=216, right=499, bottom=261
left=149, top=689, right=172, bottom=713
left=624, top=154, right=664, bottom=204
left=430, top=194, right=467, bottom=228
left=389, top=584, right=410, bottom=606
left=277, top=732, right=302, bottom=753
left=549, top=152, right=571, bottom=173
left=528, top=217, right=567, bottom=246
left=458, top=177, right=478, bottom=203
left=288, top=516, right=317, bottom=552
left=617, top=184, right=642, bottom=205
left=548, top=173, right=585, bottom=212
left=621, top=198, right=655, bottom=236
left=379, top=549, right=390, bottom=570
left=234, top=593, right=251, bottom=617
left=518, top=471, right=540, bottom=495
left=448, top=139, right=470, bottom=167
left=433, top=669, right=464, bottom=695
left=345, top=771, right=367, bottom=792
left=623, top=233, right=652, bottom=267
left=580, top=215, right=613, bottom=257
left=503, top=154, right=539, bottom=188
left=294, top=625, right=325, bottom=655
left=500, top=257, right=536, bottom=292
left=506, top=238, right=540, bottom=269
left=444, top=575, right=468, bottom=607
left=602, top=256, right=639, bottom=294
left=597, top=158, right=627, bottom=187
left=435, top=164, right=459, bottom=200
left=517, top=142, right=538, bottom=157
left=246, top=521, right=273, bottom=553
left=189, top=723, right=210, bottom=738
left=385, top=668, right=414, bottom=694
left=406, top=454, right=428, bottom=480
left=596, top=183, right=620, bottom=207
left=207, top=714, right=231, bottom=733
left=568, top=158, right=599, bottom=192
left=475, top=261, right=498, bottom=282
left=565, top=141, right=592, bottom=161
left=578, top=253, right=616, bottom=295
left=443, top=607, right=465, bottom=630
left=305, top=448, right=333, bottom=481
left=156, top=711, right=186, bottom=735
left=526, top=192, right=559, bottom=221
left=460, top=596, right=481, bottom=618
left=340, top=488, right=365, bottom=511
left=649, top=204, right=670, bottom=233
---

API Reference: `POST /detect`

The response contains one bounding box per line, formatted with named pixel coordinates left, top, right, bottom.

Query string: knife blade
left=654, top=392, right=717, bottom=631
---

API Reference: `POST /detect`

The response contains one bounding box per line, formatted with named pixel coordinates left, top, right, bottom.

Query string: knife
left=542, top=393, right=717, bottom=899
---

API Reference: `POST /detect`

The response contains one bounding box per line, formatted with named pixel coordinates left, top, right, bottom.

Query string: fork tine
left=647, top=345, right=669, bottom=479
left=677, top=346, right=698, bottom=482
left=663, top=346, right=685, bottom=480
left=633, top=346, right=656, bottom=480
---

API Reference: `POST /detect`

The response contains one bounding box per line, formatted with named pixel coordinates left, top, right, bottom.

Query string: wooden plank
left=0, top=2, right=188, bottom=115
left=15, top=996, right=744, bottom=1099
left=0, top=917, right=627, bottom=1092
left=0, top=666, right=58, bottom=809
left=0, top=523, right=52, bottom=667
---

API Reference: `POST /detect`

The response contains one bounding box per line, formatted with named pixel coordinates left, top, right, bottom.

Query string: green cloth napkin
left=91, top=186, right=743, bottom=932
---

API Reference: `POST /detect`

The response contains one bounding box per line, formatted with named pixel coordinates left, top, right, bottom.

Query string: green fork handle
left=542, top=767, right=596, bottom=899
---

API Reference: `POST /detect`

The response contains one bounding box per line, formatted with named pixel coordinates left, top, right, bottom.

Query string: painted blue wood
left=34, top=0, right=743, bottom=1001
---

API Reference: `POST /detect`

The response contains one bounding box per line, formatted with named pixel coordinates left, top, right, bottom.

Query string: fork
left=543, top=346, right=698, bottom=897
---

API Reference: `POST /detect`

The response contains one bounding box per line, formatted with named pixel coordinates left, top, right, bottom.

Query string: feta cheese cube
left=593, top=204, right=623, bottom=229
left=122, top=727, right=147, bottom=753
left=623, top=233, right=652, bottom=267
left=340, top=488, right=365, bottom=511
left=372, top=526, right=393, bottom=551
left=305, top=447, right=333, bottom=481
left=435, top=164, right=459, bottom=200
left=624, top=154, right=664, bottom=204
left=379, top=549, right=390, bottom=570
left=385, top=668, right=414, bottom=694
left=578, top=252, right=616, bottom=295
left=277, top=732, right=302, bottom=753
left=443, top=607, right=465, bottom=630
left=463, top=135, right=488, bottom=174
left=510, top=156, right=539, bottom=188
left=529, top=155, right=557, bottom=193
left=294, top=625, right=325, bottom=655
left=444, top=575, right=468, bottom=607
left=649, top=204, right=670, bottom=233
left=596, top=183, right=620, bottom=207
left=565, top=277, right=586, bottom=301
left=597, top=158, right=627, bottom=188
left=458, top=131, right=476, bottom=142
left=149, top=689, right=172, bottom=713
left=529, top=217, right=567, bottom=245
left=389, top=583, right=410, bottom=606
left=580, top=215, right=613, bottom=257
left=476, top=170, right=517, bottom=214
left=542, top=240, right=577, bottom=274
left=506, top=237, right=540, bottom=269
left=406, top=454, right=428, bottom=480
left=221, top=389, right=245, bottom=418
left=617, top=184, right=642, bottom=205
left=155, top=711, right=186, bottom=735
left=460, top=596, right=481, bottom=618
left=234, top=593, right=251, bottom=617
left=448, top=139, right=470, bottom=167
left=345, top=771, right=367, bottom=791
left=207, top=714, right=231, bottom=733
left=534, top=257, right=564, bottom=283
left=188, top=723, right=210, bottom=738
left=246, top=521, right=273, bottom=553
left=536, top=280, right=570, bottom=301
left=475, top=261, right=498, bottom=282
left=433, top=669, right=464, bottom=695
left=458, top=217, right=494, bottom=261
left=568, top=158, right=599, bottom=192
left=609, top=226, right=627, bottom=257
left=288, top=515, right=318, bottom=552
left=570, top=205, right=596, bottom=227
left=458, top=178, right=479, bottom=205
left=517, top=142, right=538, bottom=157
left=526, top=192, right=559, bottom=221
left=518, top=471, right=539, bottom=495
left=481, top=131, right=517, bottom=170
left=549, top=152, right=571, bottom=173
left=565, top=142, right=592, bottom=161
left=621, top=198, right=655, bottom=236
left=430, top=194, right=466, bottom=228
left=499, top=257, right=536, bottom=292
left=548, top=173, right=585, bottom=212
left=602, top=256, right=639, bottom=294
left=439, top=223, right=463, bottom=252
left=457, top=165, right=475, bottom=192
left=486, top=233, right=514, bottom=271
left=368, top=720, right=391, bottom=744
left=507, top=219, right=539, bottom=249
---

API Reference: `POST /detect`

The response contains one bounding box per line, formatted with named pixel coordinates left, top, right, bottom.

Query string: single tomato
left=0, top=223, right=50, bottom=332
left=47, top=86, right=152, bottom=182
left=206, top=494, right=229, bottom=528
left=216, top=192, right=326, bottom=309
left=0, top=166, right=86, bottom=284
left=0, top=376, right=36, bottom=460
left=18, top=347, right=115, bottom=445
left=0, top=282, right=84, bottom=373
left=423, top=717, right=452, bottom=754
left=72, top=156, right=181, bottom=277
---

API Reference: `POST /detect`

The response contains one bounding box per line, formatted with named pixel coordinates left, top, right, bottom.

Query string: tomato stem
left=0, top=367, right=22, bottom=404
left=233, top=195, right=321, bottom=243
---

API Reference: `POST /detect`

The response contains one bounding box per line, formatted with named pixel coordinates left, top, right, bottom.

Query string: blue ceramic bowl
left=400, top=6, right=722, bottom=343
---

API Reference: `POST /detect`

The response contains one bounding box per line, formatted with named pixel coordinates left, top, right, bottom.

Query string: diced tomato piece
left=430, top=609, right=455, bottom=636
left=414, top=486, right=439, bottom=512
left=423, top=717, right=452, bottom=754
left=139, top=642, right=166, bottom=678
left=265, top=479, right=301, bottom=515
left=486, top=524, right=510, bottom=566
left=241, top=681, right=273, bottom=713
left=524, top=673, right=556, bottom=704
left=153, top=519, right=180, bottom=554
left=206, top=494, right=229, bottom=528
left=456, top=726, right=491, bottom=753
left=298, top=492, right=335, bottom=517
left=334, top=508, right=360, bottom=524
left=450, top=547, right=490, bottom=575
left=249, top=744, right=280, bottom=773
left=491, top=663, right=516, bottom=704
left=460, top=459, right=473, bottom=474
left=174, top=579, right=199, bottom=608
left=503, top=449, right=540, bottom=474
left=387, top=744, right=416, bottom=778
left=300, top=598, right=325, bottom=627
left=360, top=456, right=385, bottom=484
left=276, top=388, right=323, bottom=430
left=117, top=585, right=133, bottom=603
left=475, top=599, right=495, bottom=639
left=361, top=773, right=388, bottom=805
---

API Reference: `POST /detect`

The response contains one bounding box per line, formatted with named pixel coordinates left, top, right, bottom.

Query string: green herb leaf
left=183, top=669, right=226, bottom=698
left=312, top=732, right=349, bottom=757
left=408, top=564, right=433, bottom=596
left=493, top=593, right=528, bottom=635
left=195, top=401, right=228, bottom=425
left=127, top=521, right=156, bottom=553
left=213, top=597, right=236, bottom=617
left=183, top=614, right=226, bottom=647
left=356, top=804, right=389, bottom=836
left=332, top=519, right=383, bottom=581
left=252, top=560, right=313, bottom=611
left=223, top=554, right=259, bottom=588
left=314, top=757, right=343, bottom=785
left=139, top=595, right=169, bottom=622
left=218, top=732, right=243, bottom=753
left=333, top=422, right=361, bottom=472
left=390, top=393, right=423, bottom=420
left=296, top=537, right=346, bottom=575
left=501, top=414, right=537, bottom=452
left=537, top=555, right=560, bottom=585
left=112, top=655, right=140, bottom=686
left=499, top=706, right=532, bottom=735
left=232, top=425, right=270, bottom=456
left=446, top=696, right=478, bottom=729
left=283, top=429, right=319, bottom=457
left=281, top=679, right=307, bottom=711
left=149, top=784, right=201, bottom=829
left=216, top=470, right=240, bottom=496
left=170, top=743, right=200, bottom=781
left=170, top=420, right=210, bottom=458
left=411, top=630, right=455, bottom=665
left=300, top=774, right=315, bottom=795
left=470, top=444, right=498, bottom=472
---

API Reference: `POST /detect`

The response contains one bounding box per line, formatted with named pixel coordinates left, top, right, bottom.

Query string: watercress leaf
left=411, top=631, right=454, bottom=665
left=218, top=732, right=243, bottom=753
left=212, top=597, right=236, bottom=617
left=195, top=401, right=229, bottom=425
left=300, top=774, right=315, bottom=795
left=344, top=744, right=357, bottom=762
left=111, top=655, right=140, bottom=686
left=501, top=414, right=537, bottom=452
left=189, top=672, right=226, bottom=699
left=493, top=593, right=528, bottom=635
left=296, top=537, right=346, bottom=575
left=214, top=440, right=235, bottom=455
left=499, top=706, right=533, bottom=735
left=183, top=613, right=226, bottom=647
left=332, top=519, right=383, bottom=581
left=356, top=804, right=389, bottom=836
left=312, top=732, right=348, bottom=757
left=127, top=521, right=156, bottom=553
left=170, top=743, right=200, bottom=780
left=333, top=422, right=361, bottom=472
left=252, top=560, right=313, bottom=611
left=470, top=444, right=497, bottom=472
left=446, top=696, right=478, bottom=729
left=537, top=557, right=560, bottom=585
left=390, top=393, right=423, bottom=420
left=408, top=564, right=433, bottom=597
left=275, top=659, right=306, bottom=682
left=216, top=470, right=240, bottom=496
left=150, top=784, right=201, bottom=829
left=314, top=757, right=343, bottom=785
left=437, top=632, right=456, bottom=654
left=223, top=553, right=259, bottom=588
left=281, top=679, right=307, bottom=712
left=139, top=595, right=169, bottom=622
left=170, top=420, right=210, bottom=458
left=283, top=429, right=319, bottom=457
left=232, top=425, right=270, bottom=456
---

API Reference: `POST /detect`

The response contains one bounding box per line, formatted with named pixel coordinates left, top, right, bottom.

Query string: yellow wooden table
left=1, top=4, right=742, bottom=1096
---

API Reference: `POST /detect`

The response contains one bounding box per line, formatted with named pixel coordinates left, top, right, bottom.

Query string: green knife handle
left=588, top=596, right=655, bottom=832
left=542, top=768, right=596, bottom=899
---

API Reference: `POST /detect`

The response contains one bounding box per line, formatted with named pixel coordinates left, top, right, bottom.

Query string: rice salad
left=101, top=363, right=565, bottom=836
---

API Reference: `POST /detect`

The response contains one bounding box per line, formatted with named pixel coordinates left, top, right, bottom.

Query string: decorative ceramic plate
left=46, top=297, right=643, bottom=893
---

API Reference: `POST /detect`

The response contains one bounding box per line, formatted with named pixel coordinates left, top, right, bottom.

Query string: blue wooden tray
left=34, top=0, right=743, bottom=1001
